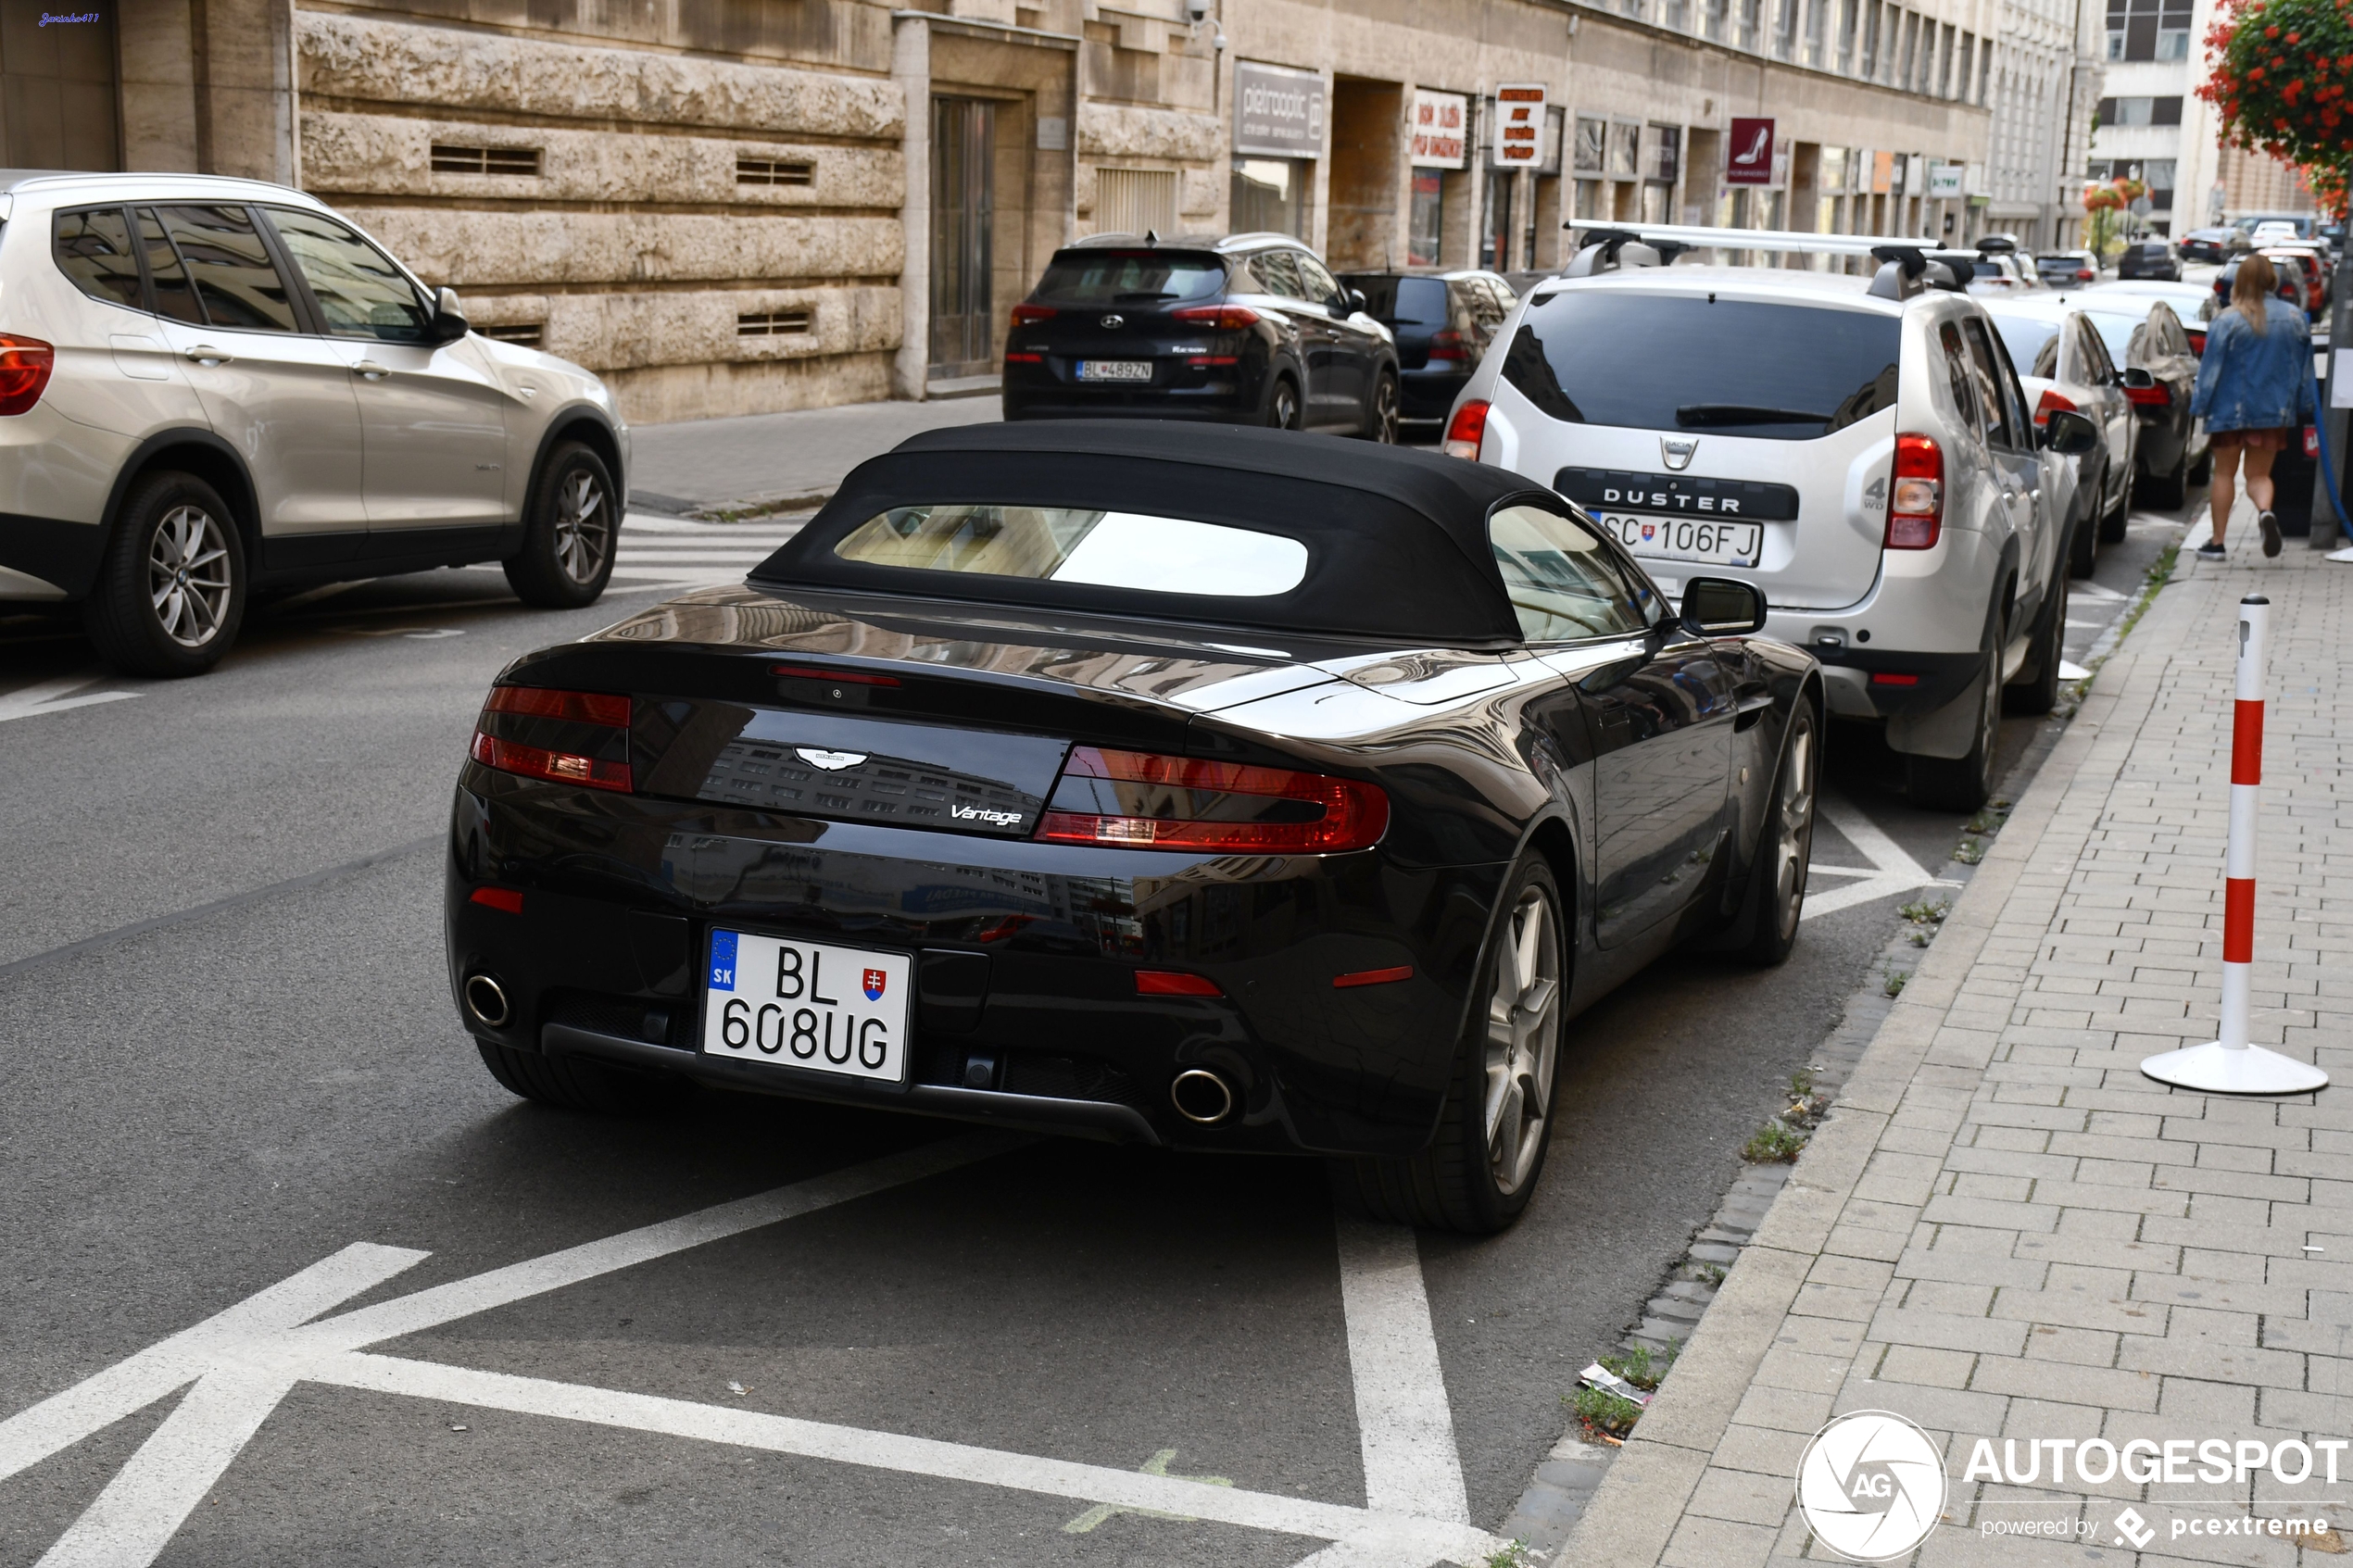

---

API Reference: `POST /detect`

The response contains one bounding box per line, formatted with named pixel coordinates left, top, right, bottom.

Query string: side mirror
left=1345, top=287, right=1368, bottom=315
left=430, top=285, right=471, bottom=345
left=2120, top=366, right=2156, bottom=389
left=2043, top=408, right=2100, bottom=455
left=1680, top=576, right=1768, bottom=637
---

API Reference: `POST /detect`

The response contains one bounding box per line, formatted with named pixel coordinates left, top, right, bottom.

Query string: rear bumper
left=445, top=768, right=1505, bottom=1156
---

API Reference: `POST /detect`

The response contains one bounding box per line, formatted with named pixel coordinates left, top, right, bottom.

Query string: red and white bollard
left=2143, top=595, right=2330, bottom=1095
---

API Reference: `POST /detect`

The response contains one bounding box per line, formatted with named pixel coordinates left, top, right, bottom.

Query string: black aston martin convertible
left=445, top=422, right=1820, bottom=1233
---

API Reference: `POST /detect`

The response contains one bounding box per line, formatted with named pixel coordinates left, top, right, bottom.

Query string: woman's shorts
left=2211, top=427, right=2293, bottom=451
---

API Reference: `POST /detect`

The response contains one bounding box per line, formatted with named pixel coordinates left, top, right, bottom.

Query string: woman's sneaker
left=2259, top=510, right=2283, bottom=557
left=2197, top=540, right=2227, bottom=560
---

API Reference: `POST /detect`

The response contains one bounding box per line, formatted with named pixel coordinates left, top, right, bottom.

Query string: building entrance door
left=1, top=0, right=120, bottom=169
left=930, top=97, right=999, bottom=380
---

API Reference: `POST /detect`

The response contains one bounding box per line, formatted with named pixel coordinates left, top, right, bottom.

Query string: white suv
left=0, top=172, right=628, bottom=676
left=1442, top=232, right=2098, bottom=809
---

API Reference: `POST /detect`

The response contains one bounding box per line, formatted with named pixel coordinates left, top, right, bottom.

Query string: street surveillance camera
left=1185, top=0, right=1209, bottom=22
left=1213, top=28, right=1227, bottom=47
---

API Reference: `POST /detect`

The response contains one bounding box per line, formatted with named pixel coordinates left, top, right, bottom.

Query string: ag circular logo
left=1795, top=1410, right=1947, bottom=1562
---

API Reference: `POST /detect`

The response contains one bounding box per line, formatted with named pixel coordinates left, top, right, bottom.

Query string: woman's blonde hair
left=2233, top=252, right=2279, bottom=333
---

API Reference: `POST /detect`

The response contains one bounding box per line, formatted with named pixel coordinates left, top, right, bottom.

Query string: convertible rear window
left=834, top=506, right=1310, bottom=597
left=1505, top=294, right=1901, bottom=440
left=1035, top=252, right=1226, bottom=305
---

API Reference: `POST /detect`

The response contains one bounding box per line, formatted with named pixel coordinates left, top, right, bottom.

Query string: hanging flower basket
left=2199, top=0, right=2353, bottom=170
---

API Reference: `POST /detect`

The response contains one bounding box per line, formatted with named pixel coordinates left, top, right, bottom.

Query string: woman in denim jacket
left=2189, top=252, right=2312, bottom=558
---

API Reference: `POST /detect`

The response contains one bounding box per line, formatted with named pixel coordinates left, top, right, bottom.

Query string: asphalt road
left=0, top=490, right=2183, bottom=1566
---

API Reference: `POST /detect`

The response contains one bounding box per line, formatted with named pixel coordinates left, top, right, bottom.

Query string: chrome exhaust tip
left=462, top=973, right=511, bottom=1028
left=1170, top=1068, right=1235, bottom=1125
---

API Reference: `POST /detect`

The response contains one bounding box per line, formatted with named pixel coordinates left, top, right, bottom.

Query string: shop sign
left=1725, top=117, right=1773, bottom=185
left=1234, top=61, right=1327, bottom=158
left=1411, top=89, right=1469, bottom=169
left=1927, top=160, right=1963, bottom=198
left=1492, top=83, right=1547, bottom=168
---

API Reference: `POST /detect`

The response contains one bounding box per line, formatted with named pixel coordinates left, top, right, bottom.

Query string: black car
left=2212, top=255, right=2309, bottom=318
left=2115, top=240, right=2183, bottom=281
left=1338, top=269, right=1516, bottom=432
left=2179, top=228, right=2237, bottom=264
left=2077, top=299, right=2207, bottom=508
left=1002, top=234, right=1401, bottom=438
left=445, top=423, right=1820, bottom=1234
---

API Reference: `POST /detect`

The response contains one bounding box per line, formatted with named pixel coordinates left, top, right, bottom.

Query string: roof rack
left=1554, top=224, right=1967, bottom=298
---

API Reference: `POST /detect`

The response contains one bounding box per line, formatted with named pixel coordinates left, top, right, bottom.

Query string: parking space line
left=1334, top=1219, right=1470, bottom=1524
left=0, top=677, right=139, bottom=725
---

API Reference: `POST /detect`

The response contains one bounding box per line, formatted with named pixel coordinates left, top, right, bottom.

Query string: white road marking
left=4, top=1134, right=1504, bottom=1567
left=0, top=677, right=140, bottom=725
left=1334, top=1219, right=1470, bottom=1524
left=2072, top=581, right=2127, bottom=601
left=1063, top=1448, right=1232, bottom=1532
left=612, top=512, right=805, bottom=587
left=1802, top=794, right=1960, bottom=921
left=2058, top=659, right=2092, bottom=681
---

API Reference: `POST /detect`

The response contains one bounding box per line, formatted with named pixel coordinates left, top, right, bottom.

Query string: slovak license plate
left=1596, top=513, right=1762, bottom=567
left=701, top=929, right=912, bottom=1084
left=1076, top=359, right=1152, bottom=383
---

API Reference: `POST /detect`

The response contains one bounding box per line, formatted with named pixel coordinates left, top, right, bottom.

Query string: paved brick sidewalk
left=1562, top=538, right=2353, bottom=1566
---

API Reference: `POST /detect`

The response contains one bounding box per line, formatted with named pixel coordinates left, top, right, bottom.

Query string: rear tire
left=504, top=442, right=619, bottom=608
left=1907, top=603, right=2005, bottom=812
left=1330, top=857, right=1565, bottom=1235
left=2004, top=571, right=2065, bottom=717
left=1364, top=370, right=1400, bottom=443
left=1736, top=703, right=1818, bottom=966
left=1265, top=376, right=1302, bottom=431
left=83, top=470, right=246, bottom=678
left=475, top=1038, right=688, bottom=1115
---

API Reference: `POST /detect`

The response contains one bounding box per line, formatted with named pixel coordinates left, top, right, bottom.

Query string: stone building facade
left=20, top=0, right=2004, bottom=425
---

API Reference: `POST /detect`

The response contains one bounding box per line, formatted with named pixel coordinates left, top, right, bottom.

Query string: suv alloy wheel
left=83, top=470, right=247, bottom=677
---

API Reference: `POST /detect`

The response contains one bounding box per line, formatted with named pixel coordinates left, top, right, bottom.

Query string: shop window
left=1096, top=168, right=1178, bottom=236
left=1573, top=118, right=1606, bottom=174
left=1409, top=172, right=1444, bottom=267
left=1231, top=158, right=1306, bottom=241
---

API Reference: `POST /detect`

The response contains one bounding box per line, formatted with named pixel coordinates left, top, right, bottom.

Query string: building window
left=1774, top=0, right=1800, bottom=58
left=430, top=144, right=541, bottom=177
left=1608, top=121, right=1642, bottom=178
left=1573, top=117, right=1606, bottom=173
left=477, top=321, right=545, bottom=346
left=1861, top=0, right=1881, bottom=78
left=1482, top=169, right=1514, bottom=270
left=736, top=157, right=815, bottom=186
left=2106, top=0, right=2193, bottom=61
left=738, top=308, right=812, bottom=336
left=2098, top=95, right=2183, bottom=127
left=1230, top=158, right=1307, bottom=240
left=1095, top=168, right=1178, bottom=236
left=1573, top=179, right=1606, bottom=220
left=1647, top=124, right=1680, bottom=183
left=2144, top=158, right=2177, bottom=209
left=1409, top=171, right=1444, bottom=266
left=1804, top=0, right=1828, bottom=65
left=1838, top=0, right=1858, bottom=72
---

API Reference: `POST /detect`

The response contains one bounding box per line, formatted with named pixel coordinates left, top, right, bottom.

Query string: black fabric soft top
left=749, top=421, right=1557, bottom=645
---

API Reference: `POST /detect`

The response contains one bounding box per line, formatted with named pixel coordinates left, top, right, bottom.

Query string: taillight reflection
left=469, top=684, right=633, bottom=792
left=1037, top=746, right=1389, bottom=854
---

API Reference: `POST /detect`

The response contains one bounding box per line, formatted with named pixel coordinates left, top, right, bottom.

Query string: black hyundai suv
left=1001, top=232, right=1401, bottom=438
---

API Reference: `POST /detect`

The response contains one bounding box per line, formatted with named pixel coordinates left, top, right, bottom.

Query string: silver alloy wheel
left=146, top=505, right=233, bottom=648
left=552, top=467, right=612, bottom=585
left=1271, top=382, right=1301, bottom=430
left=1765, top=719, right=1818, bottom=942
left=1372, top=375, right=1400, bottom=443
left=1484, top=884, right=1563, bottom=1195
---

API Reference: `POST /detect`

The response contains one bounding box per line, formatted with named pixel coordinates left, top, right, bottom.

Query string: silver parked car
left=1980, top=295, right=2140, bottom=576
left=0, top=171, right=628, bottom=675
left=1442, top=229, right=2098, bottom=810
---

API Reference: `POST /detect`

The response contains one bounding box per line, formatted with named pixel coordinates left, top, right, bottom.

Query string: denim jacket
left=2190, top=297, right=2314, bottom=432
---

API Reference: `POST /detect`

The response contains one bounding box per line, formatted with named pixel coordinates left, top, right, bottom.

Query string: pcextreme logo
left=1794, top=1411, right=1948, bottom=1562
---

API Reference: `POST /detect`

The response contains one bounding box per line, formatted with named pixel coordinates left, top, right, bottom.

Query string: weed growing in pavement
left=1898, top=898, right=1951, bottom=925
left=1883, top=970, right=1910, bottom=997
left=1694, top=1261, right=1728, bottom=1286
left=1791, top=1068, right=1817, bottom=1099
left=1963, top=803, right=2010, bottom=835
left=1952, top=839, right=1984, bottom=865
left=1567, top=1384, right=1643, bottom=1439
left=1743, top=1121, right=1807, bottom=1161
left=1483, top=1540, right=1536, bottom=1568
left=1906, top=928, right=1931, bottom=947
left=1602, top=1342, right=1679, bottom=1391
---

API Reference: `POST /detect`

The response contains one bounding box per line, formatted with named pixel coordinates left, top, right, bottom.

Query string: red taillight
left=1136, top=970, right=1222, bottom=997
left=0, top=334, right=54, bottom=416
left=2186, top=330, right=2207, bottom=356
left=773, top=664, right=900, bottom=687
left=470, top=684, right=632, bottom=793
left=1186, top=355, right=1240, bottom=367
left=2075, top=269, right=2095, bottom=281
left=1333, top=965, right=1413, bottom=988
left=470, top=886, right=525, bottom=914
left=1871, top=671, right=1921, bottom=686
left=1005, top=352, right=1042, bottom=364
left=1011, top=304, right=1057, bottom=324
left=1886, top=433, right=1943, bottom=550
left=1171, top=304, right=1262, bottom=330
left=1036, top=746, right=1389, bottom=854
left=1442, top=398, right=1490, bottom=460
left=2124, top=383, right=2172, bottom=408
left=1426, top=328, right=1467, bottom=363
left=2033, top=388, right=2078, bottom=428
